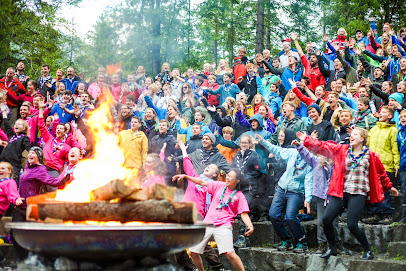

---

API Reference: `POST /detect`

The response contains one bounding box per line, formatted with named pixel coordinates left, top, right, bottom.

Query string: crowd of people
left=0, top=17, right=405, bottom=271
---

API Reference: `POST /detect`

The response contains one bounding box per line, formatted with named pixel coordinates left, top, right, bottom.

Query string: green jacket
left=270, top=115, right=307, bottom=145
left=368, top=121, right=400, bottom=172
left=352, top=109, right=377, bottom=130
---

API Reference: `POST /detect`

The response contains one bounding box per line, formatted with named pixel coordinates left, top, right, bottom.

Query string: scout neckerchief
left=0, top=178, right=11, bottom=182
left=247, top=72, right=256, bottom=85
left=349, top=146, right=369, bottom=170
left=39, top=76, right=51, bottom=89
left=224, top=83, right=233, bottom=94
left=352, top=111, right=369, bottom=125
left=399, top=126, right=406, bottom=147
left=235, top=150, right=252, bottom=171
left=65, top=165, right=76, bottom=176
left=53, top=137, right=66, bottom=154
left=9, top=134, right=24, bottom=144
left=216, top=186, right=237, bottom=212
left=200, top=149, right=215, bottom=165
left=4, top=79, right=13, bottom=90
left=334, top=69, right=344, bottom=80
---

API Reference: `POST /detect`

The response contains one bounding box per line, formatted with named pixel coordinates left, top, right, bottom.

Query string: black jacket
left=237, top=74, right=259, bottom=104
left=189, top=147, right=231, bottom=175
left=0, top=118, right=31, bottom=172
left=231, top=150, right=262, bottom=191
left=210, top=111, right=250, bottom=140
left=317, top=55, right=346, bottom=92
left=307, top=120, right=335, bottom=141
left=185, top=135, right=203, bottom=154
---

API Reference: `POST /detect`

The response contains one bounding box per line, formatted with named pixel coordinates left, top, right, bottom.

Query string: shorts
left=189, top=225, right=234, bottom=255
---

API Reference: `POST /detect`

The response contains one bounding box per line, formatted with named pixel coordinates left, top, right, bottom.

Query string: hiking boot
left=362, top=215, right=380, bottom=224
left=234, top=235, right=247, bottom=248
left=277, top=240, right=293, bottom=251
left=293, top=242, right=308, bottom=253
left=337, top=244, right=351, bottom=256
left=377, top=214, right=393, bottom=225
left=315, top=242, right=328, bottom=254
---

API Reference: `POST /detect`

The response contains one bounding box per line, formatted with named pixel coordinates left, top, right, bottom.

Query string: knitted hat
left=308, top=104, right=321, bottom=115
left=29, top=146, right=44, bottom=165
left=204, top=133, right=216, bottom=144
left=389, top=93, right=404, bottom=104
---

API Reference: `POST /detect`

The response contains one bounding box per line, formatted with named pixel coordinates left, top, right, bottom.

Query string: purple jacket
left=296, top=144, right=333, bottom=200
left=235, top=110, right=275, bottom=134
left=19, top=163, right=66, bottom=208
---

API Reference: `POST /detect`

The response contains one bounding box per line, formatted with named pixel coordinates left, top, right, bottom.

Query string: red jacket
left=303, top=136, right=392, bottom=203
left=0, top=77, right=26, bottom=107
left=301, top=55, right=325, bottom=91
left=331, top=35, right=348, bottom=50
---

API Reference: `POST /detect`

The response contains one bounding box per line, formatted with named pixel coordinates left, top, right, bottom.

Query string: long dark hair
left=229, top=168, right=244, bottom=191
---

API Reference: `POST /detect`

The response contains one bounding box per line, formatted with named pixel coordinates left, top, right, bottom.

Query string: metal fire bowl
left=7, top=222, right=209, bottom=260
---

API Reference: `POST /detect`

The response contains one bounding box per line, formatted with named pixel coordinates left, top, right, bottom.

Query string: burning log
left=38, top=200, right=197, bottom=224
left=90, top=179, right=134, bottom=201
left=90, top=181, right=174, bottom=202
left=148, top=184, right=176, bottom=201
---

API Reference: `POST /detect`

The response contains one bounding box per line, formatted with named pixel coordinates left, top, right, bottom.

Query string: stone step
left=233, top=221, right=406, bottom=253
left=388, top=242, right=406, bottom=259
left=218, top=247, right=406, bottom=271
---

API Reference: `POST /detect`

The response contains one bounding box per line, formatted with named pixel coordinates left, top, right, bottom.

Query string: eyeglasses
left=240, top=141, right=249, bottom=145
left=182, top=86, right=188, bottom=89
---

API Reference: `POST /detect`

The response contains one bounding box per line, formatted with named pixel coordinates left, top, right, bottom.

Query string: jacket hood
left=249, top=114, right=264, bottom=128
left=377, top=121, right=397, bottom=128
left=281, top=128, right=297, bottom=147
left=216, top=105, right=226, bottom=117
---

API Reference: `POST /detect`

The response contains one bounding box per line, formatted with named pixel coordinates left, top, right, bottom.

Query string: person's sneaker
left=293, top=242, right=308, bottom=253
left=234, top=235, right=247, bottom=248
left=377, top=215, right=393, bottom=225
left=277, top=240, right=293, bottom=251
left=361, top=250, right=374, bottom=260
left=337, top=244, right=352, bottom=256
left=362, top=215, right=380, bottom=224
left=315, top=242, right=328, bottom=254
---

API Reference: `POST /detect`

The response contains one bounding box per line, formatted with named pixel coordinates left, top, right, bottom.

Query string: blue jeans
left=269, top=186, right=305, bottom=242
left=399, top=171, right=406, bottom=220
left=368, top=171, right=395, bottom=215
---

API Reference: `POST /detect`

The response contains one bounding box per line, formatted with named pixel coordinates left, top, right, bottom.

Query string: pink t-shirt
left=140, top=174, right=165, bottom=190
left=203, top=181, right=249, bottom=227
left=182, top=157, right=208, bottom=218
left=0, top=179, right=20, bottom=215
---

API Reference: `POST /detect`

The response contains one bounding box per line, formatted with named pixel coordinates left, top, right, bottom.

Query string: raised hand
left=288, top=78, right=297, bottom=89
left=310, top=130, right=319, bottom=140
left=291, top=139, right=300, bottom=146
left=290, top=31, right=298, bottom=41
left=296, top=131, right=306, bottom=142
left=322, top=34, right=329, bottom=43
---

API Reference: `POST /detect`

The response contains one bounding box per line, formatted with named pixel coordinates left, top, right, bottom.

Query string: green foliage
left=392, top=254, right=406, bottom=261
left=0, top=0, right=78, bottom=78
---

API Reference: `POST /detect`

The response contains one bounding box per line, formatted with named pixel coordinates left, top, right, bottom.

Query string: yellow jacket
left=368, top=121, right=400, bottom=172
left=118, top=130, right=148, bottom=169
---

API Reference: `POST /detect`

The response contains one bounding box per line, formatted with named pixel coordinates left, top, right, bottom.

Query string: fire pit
left=7, top=222, right=208, bottom=260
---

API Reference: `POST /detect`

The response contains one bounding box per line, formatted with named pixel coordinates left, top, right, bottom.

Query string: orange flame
left=55, top=93, right=136, bottom=202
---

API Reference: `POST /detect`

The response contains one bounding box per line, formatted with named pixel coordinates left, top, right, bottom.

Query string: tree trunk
left=151, top=0, right=161, bottom=76
left=38, top=200, right=197, bottom=224
left=228, top=2, right=235, bottom=67
left=255, top=0, right=265, bottom=54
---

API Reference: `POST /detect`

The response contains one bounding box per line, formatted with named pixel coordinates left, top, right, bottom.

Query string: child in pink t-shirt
left=173, top=168, right=253, bottom=271
left=0, top=162, right=24, bottom=217
left=173, top=141, right=219, bottom=218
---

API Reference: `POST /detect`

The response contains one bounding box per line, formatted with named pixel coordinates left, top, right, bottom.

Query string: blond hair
left=0, top=162, right=13, bottom=179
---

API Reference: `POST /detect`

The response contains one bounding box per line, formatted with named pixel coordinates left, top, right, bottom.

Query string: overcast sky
left=58, top=0, right=203, bottom=38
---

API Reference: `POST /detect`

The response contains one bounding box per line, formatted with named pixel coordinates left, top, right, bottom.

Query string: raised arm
left=172, top=174, right=207, bottom=187
left=291, top=32, right=304, bottom=57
